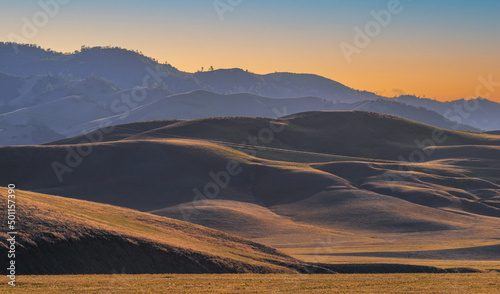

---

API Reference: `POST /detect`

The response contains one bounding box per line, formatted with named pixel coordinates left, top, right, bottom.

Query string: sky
left=1, top=0, right=499, bottom=101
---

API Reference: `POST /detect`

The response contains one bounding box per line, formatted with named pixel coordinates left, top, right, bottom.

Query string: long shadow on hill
left=313, top=244, right=500, bottom=261
left=1, top=188, right=487, bottom=275
left=1, top=111, right=499, bottom=267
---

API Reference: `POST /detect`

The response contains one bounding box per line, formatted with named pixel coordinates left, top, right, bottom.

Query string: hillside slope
left=83, top=90, right=477, bottom=132
left=53, top=111, right=500, bottom=160
left=2, top=112, right=499, bottom=267
left=0, top=187, right=314, bottom=275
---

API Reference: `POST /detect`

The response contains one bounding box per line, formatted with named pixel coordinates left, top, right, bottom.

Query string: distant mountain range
left=0, top=43, right=374, bottom=102
left=0, top=42, right=499, bottom=146
left=393, top=95, right=500, bottom=131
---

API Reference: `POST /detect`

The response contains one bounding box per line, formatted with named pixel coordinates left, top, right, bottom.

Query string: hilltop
left=2, top=43, right=500, bottom=147
left=0, top=43, right=373, bottom=102
left=0, top=187, right=311, bottom=274
left=1, top=111, right=499, bottom=268
left=51, top=111, right=500, bottom=160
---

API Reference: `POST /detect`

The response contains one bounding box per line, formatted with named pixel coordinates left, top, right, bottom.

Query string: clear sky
left=1, top=0, right=499, bottom=101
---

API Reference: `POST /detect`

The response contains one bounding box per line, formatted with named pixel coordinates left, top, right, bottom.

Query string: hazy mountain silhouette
left=1, top=42, right=500, bottom=149
left=0, top=84, right=479, bottom=146
left=0, top=43, right=375, bottom=102
left=93, top=90, right=478, bottom=132
left=0, top=72, right=171, bottom=145
left=394, top=95, right=500, bottom=131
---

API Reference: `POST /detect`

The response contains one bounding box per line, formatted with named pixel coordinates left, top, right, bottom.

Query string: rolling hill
left=0, top=187, right=317, bottom=275
left=0, top=187, right=480, bottom=275
left=86, top=90, right=478, bottom=132
left=1, top=111, right=499, bottom=268
left=0, top=86, right=478, bottom=146
left=52, top=111, right=500, bottom=160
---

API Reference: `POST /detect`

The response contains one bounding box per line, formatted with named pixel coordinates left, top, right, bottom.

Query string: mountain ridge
left=1, top=42, right=500, bottom=148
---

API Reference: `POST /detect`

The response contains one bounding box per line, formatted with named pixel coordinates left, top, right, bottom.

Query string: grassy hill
left=1, top=187, right=472, bottom=276
left=2, top=111, right=499, bottom=269
left=52, top=111, right=500, bottom=160
left=67, top=90, right=476, bottom=133
left=0, top=187, right=317, bottom=275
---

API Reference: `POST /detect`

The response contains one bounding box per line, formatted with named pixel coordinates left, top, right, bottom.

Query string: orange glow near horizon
left=1, top=1, right=499, bottom=102
left=43, top=39, right=499, bottom=103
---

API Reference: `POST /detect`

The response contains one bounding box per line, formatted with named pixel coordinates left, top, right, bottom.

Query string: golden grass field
left=0, top=187, right=308, bottom=274
left=2, top=273, right=500, bottom=293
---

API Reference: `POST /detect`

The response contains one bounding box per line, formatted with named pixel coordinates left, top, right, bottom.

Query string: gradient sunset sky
left=1, top=0, right=499, bottom=101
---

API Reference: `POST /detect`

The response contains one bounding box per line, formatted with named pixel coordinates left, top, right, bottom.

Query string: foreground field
left=2, top=273, right=500, bottom=293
